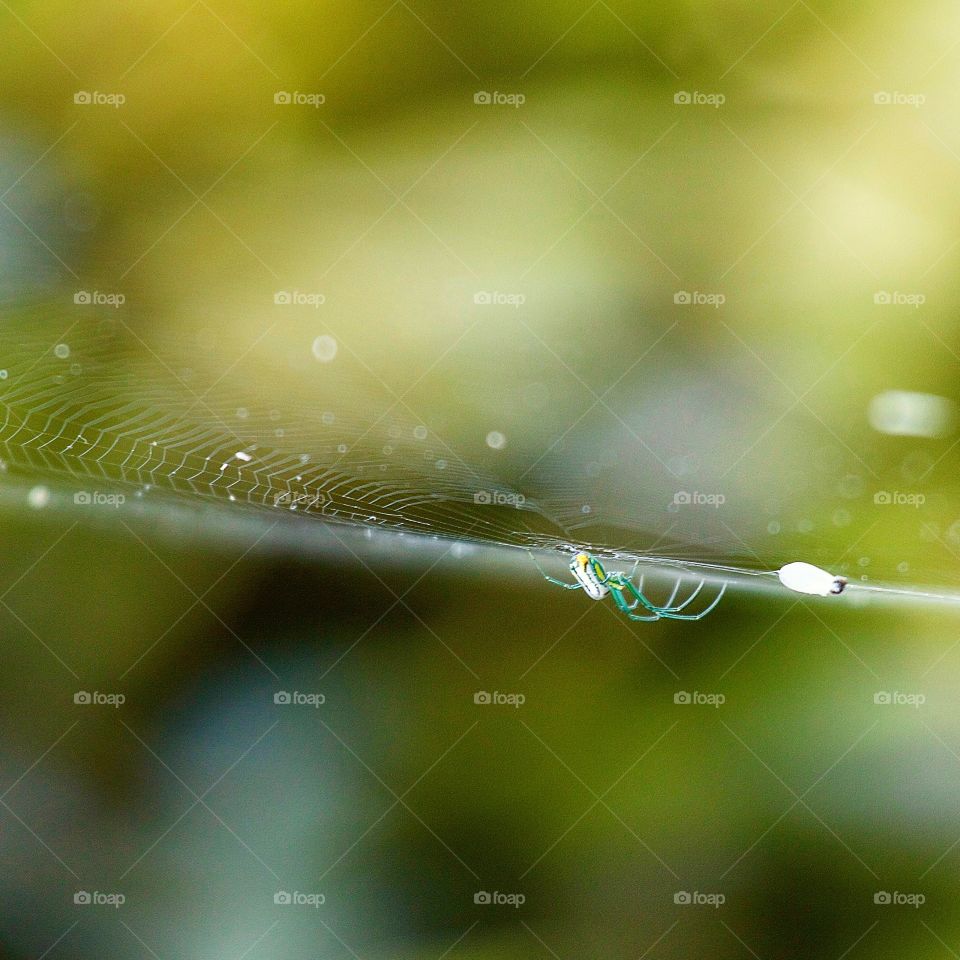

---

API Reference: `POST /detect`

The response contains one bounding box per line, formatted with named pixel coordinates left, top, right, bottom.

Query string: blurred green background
left=3, top=0, right=960, bottom=956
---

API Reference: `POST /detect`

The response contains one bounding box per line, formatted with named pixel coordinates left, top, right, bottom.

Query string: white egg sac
left=777, top=562, right=847, bottom=596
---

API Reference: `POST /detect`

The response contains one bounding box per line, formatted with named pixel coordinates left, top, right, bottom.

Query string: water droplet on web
left=486, top=431, right=506, bottom=450
left=832, top=509, right=851, bottom=527
left=54, top=344, right=70, bottom=359
left=28, top=486, right=50, bottom=509
left=312, top=335, right=338, bottom=362
left=414, top=425, right=427, bottom=440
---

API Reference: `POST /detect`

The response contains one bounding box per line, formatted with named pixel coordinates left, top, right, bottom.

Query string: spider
left=530, top=551, right=726, bottom=622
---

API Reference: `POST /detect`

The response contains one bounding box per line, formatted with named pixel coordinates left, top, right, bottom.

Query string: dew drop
left=312, top=335, right=338, bottom=362
left=28, top=486, right=50, bottom=509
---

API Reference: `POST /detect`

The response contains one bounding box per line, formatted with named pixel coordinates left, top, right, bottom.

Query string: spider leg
left=659, top=582, right=727, bottom=620
left=658, top=579, right=705, bottom=614
left=620, top=577, right=663, bottom=616
left=610, top=585, right=660, bottom=621
left=604, top=576, right=637, bottom=609
left=619, top=574, right=645, bottom=610
left=528, top=551, right=582, bottom=590
left=662, top=577, right=683, bottom=609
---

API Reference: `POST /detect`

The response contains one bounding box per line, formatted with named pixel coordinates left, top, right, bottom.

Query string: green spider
left=530, top=551, right=726, bottom=622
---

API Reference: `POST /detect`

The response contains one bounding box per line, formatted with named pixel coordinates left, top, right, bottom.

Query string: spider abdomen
left=569, top=553, right=610, bottom=600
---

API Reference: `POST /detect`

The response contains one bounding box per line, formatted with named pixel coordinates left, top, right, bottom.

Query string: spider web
left=0, top=306, right=742, bottom=552
left=1, top=303, right=958, bottom=608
